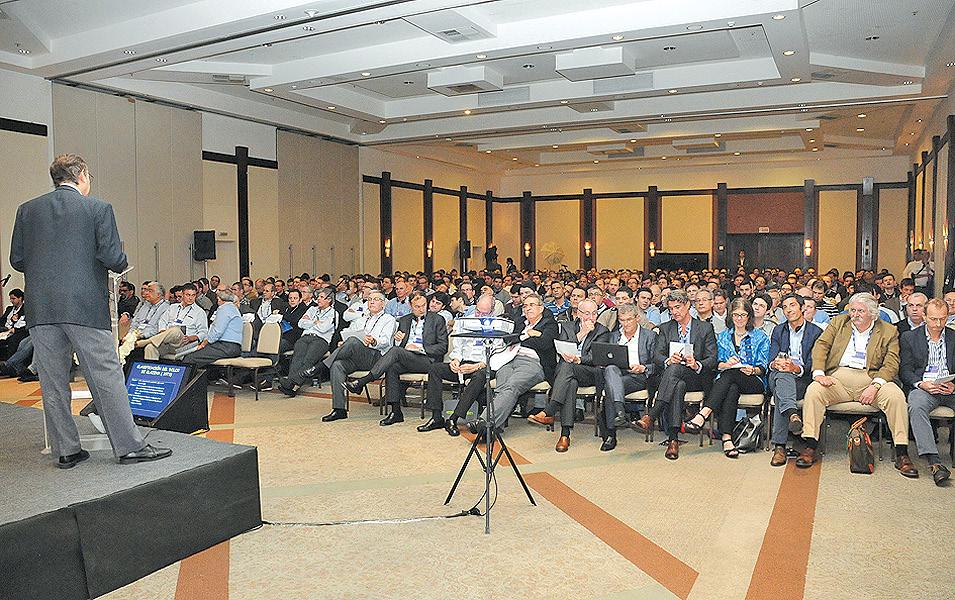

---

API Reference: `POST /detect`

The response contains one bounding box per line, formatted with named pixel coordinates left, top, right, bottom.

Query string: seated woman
left=684, top=298, right=769, bottom=458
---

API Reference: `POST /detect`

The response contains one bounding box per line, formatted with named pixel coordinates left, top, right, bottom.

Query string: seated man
left=321, top=292, right=396, bottom=421
left=481, top=293, right=558, bottom=432
left=422, top=295, right=497, bottom=436
left=142, top=283, right=209, bottom=360
left=180, top=290, right=244, bottom=368
left=117, top=281, right=140, bottom=322
left=277, top=288, right=337, bottom=395
left=598, top=304, right=658, bottom=451
left=527, top=299, right=610, bottom=452
left=900, top=298, right=954, bottom=485
left=632, top=289, right=718, bottom=460
left=0, top=288, right=28, bottom=360
left=796, top=292, right=918, bottom=477
left=767, top=294, right=823, bottom=466
left=0, top=334, right=33, bottom=378
left=346, top=292, right=448, bottom=426
left=544, top=281, right=571, bottom=321
left=118, top=281, right=169, bottom=364
left=896, top=292, right=927, bottom=334
left=384, top=278, right=413, bottom=318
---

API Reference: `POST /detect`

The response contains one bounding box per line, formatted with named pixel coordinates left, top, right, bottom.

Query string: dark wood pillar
left=580, top=188, right=595, bottom=270
left=804, top=179, right=817, bottom=271
left=857, top=177, right=877, bottom=271
left=485, top=190, right=494, bottom=253
left=921, top=151, right=929, bottom=248
left=931, top=135, right=941, bottom=255
left=644, top=186, right=660, bottom=271
left=520, top=191, right=536, bottom=271
left=944, top=115, right=955, bottom=289
left=235, top=146, right=250, bottom=277
left=908, top=167, right=917, bottom=258
left=380, top=171, right=393, bottom=275
left=458, top=186, right=469, bottom=272
left=423, top=179, right=433, bottom=274
left=715, top=183, right=728, bottom=270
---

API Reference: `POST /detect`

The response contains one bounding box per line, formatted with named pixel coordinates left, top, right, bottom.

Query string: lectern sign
left=126, top=361, right=188, bottom=419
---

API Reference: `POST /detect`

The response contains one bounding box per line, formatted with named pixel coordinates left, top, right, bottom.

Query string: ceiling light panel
left=427, top=65, right=503, bottom=96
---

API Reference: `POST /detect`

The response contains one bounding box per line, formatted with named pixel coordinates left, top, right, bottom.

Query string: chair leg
left=877, top=416, right=884, bottom=461
left=821, top=415, right=828, bottom=455
left=227, top=366, right=235, bottom=398
left=253, top=368, right=259, bottom=402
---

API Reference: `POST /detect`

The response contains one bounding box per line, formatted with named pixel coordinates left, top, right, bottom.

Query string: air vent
left=686, top=142, right=726, bottom=154
left=476, top=87, right=530, bottom=107
left=404, top=9, right=496, bottom=43
left=609, top=122, right=646, bottom=134
left=445, top=83, right=486, bottom=94
left=428, top=65, right=503, bottom=96
left=569, top=101, right=614, bottom=113
left=816, top=115, right=838, bottom=120
left=824, top=143, right=838, bottom=148
left=0, top=9, right=10, bottom=20
left=211, top=74, right=247, bottom=84
left=811, top=71, right=836, bottom=80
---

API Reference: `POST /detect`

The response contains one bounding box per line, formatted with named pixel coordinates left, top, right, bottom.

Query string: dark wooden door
left=727, top=233, right=803, bottom=272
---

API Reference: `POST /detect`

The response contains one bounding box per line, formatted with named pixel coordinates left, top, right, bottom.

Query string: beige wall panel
left=536, top=200, right=580, bottom=270
left=818, top=190, right=857, bottom=274
left=596, top=197, right=644, bottom=271
left=661, top=195, right=713, bottom=263
left=935, top=146, right=949, bottom=297
left=468, top=198, right=487, bottom=261
left=361, top=182, right=380, bottom=274
left=878, top=188, right=908, bottom=278
left=492, top=202, right=520, bottom=267
left=391, top=187, right=423, bottom=273
left=169, top=107, right=203, bottom=283
left=202, top=161, right=239, bottom=284
left=432, top=193, right=459, bottom=272
left=248, top=166, right=280, bottom=277
left=0, top=131, right=50, bottom=291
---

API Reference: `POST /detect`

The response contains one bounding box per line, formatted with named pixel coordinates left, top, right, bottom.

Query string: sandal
left=722, top=439, right=739, bottom=459
left=682, top=414, right=706, bottom=435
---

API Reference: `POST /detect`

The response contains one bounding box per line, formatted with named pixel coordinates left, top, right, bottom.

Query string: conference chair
left=212, top=322, right=281, bottom=401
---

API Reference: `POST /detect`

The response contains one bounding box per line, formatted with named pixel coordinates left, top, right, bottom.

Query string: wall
left=878, top=187, right=908, bottom=277
left=432, top=192, right=459, bottom=271
left=536, top=199, right=580, bottom=270
left=492, top=202, right=521, bottom=269
left=0, top=129, right=51, bottom=291
left=817, top=190, right=857, bottom=274
left=661, top=195, right=713, bottom=263
left=391, top=186, right=424, bottom=272
left=201, top=160, right=240, bottom=283
left=0, top=69, right=52, bottom=133
left=201, top=112, right=276, bottom=160
left=596, top=197, right=644, bottom=271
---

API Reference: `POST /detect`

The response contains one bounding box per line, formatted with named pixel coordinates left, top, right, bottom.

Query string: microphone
left=0, top=275, right=10, bottom=287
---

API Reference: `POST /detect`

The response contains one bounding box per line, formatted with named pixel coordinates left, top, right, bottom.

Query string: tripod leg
left=445, top=433, right=482, bottom=505
left=495, top=434, right=537, bottom=506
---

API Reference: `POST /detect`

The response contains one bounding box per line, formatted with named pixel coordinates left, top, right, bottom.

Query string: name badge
left=791, top=355, right=803, bottom=366
left=923, top=365, right=941, bottom=382
left=174, top=320, right=184, bottom=325
left=847, top=351, right=866, bottom=369
left=413, top=336, right=423, bottom=345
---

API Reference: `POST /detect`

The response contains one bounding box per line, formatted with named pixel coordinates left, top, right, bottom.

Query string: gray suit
left=11, top=185, right=145, bottom=459
left=601, top=327, right=657, bottom=432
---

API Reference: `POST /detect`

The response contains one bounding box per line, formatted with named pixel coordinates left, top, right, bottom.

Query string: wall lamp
left=523, top=242, right=532, bottom=257
left=426, top=240, right=433, bottom=258
left=583, top=241, right=592, bottom=257
left=648, top=241, right=656, bottom=257
left=803, top=239, right=812, bottom=257
left=384, top=238, right=391, bottom=258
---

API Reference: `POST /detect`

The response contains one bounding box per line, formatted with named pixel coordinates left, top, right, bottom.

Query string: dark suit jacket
left=1, top=305, right=24, bottom=329
left=899, top=325, right=955, bottom=391
left=514, top=310, right=559, bottom=380
left=895, top=318, right=919, bottom=335
left=768, top=320, right=823, bottom=385
left=396, top=311, right=448, bottom=362
left=281, top=303, right=310, bottom=345
left=118, top=295, right=140, bottom=318
left=652, top=318, right=718, bottom=374
left=557, top=320, right=610, bottom=366
left=10, top=185, right=126, bottom=331
left=609, top=326, right=658, bottom=376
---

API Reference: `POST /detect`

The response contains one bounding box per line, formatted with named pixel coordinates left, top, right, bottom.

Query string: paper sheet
left=554, top=339, right=581, bottom=358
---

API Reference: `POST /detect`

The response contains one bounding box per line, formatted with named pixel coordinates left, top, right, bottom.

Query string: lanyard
left=176, top=304, right=195, bottom=322
left=364, top=313, right=384, bottom=335
left=143, top=302, right=161, bottom=324
left=850, top=329, right=867, bottom=354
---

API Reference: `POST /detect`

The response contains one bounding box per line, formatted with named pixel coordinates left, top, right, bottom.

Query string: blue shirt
left=207, top=302, right=244, bottom=344
left=385, top=296, right=411, bottom=318
left=716, top=327, right=770, bottom=387
left=645, top=306, right=662, bottom=325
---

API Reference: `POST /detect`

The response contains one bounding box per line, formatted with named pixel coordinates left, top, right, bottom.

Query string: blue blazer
left=716, top=327, right=770, bottom=388
left=768, top=320, right=823, bottom=385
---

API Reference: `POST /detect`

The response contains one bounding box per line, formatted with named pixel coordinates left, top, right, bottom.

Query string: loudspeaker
left=459, top=239, right=472, bottom=259
left=193, top=230, right=216, bottom=261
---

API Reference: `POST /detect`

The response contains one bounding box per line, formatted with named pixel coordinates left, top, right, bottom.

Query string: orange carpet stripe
left=744, top=463, right=822, bottom=600
left=206, top=429, right=235, bottom=443
left=29, top=386, right=43, bottom=397
left=524, top=472, right=699, bottom=600
left=16, top=398, right=39, bottom=407
left=209, top=394, right=235, bottom=426
left=174, top=541, right=230, bottom=600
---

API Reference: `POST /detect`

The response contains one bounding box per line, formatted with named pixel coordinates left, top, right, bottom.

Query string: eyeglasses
left=731, top=312, right=749, bottom=318
left=578, top=310, right=598, bottom=316
left=522, top=302, right=542, bottom=308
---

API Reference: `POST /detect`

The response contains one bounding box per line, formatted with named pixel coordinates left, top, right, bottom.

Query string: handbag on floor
left=847, top=417, right=875, bottom=474
left=731, top=413, right=763, bottom=453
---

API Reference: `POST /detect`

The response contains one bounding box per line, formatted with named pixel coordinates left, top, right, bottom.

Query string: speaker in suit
left=529, top=306, right=610, bottom=446
left=900, top=318, right=955, bottom=474
left=10, top=161, right=167, bottom=465
left=349, top=297, right=448, bottom=424
left=767, top=309, right=823, bottom=450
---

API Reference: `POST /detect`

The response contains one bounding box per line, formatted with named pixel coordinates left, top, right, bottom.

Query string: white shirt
left=298, top=306, right=336, bottom=342
left=342, top=310, right=396, bottom=353
left=619, top=327, right=641, bottom=366
left=158, top=302, right=209, bottom=340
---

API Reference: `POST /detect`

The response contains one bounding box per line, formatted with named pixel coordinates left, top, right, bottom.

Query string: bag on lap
left=731, top=413, right=762, bottom=453
left=847, top=417, right=875, bottom=474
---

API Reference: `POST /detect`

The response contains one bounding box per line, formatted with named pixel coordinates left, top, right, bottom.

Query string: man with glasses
left=481, top=293, right=558, bottom=432
left=528, top=299, right=609, bottom=452
left=142, top=283, right=209, bottom=360
left=897, top=292, right=928, bottom=334
left=322, top=292, right=396, bottom=421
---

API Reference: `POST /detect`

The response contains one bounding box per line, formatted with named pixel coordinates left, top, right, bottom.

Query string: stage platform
left=0, top=402, right=261, bottom=600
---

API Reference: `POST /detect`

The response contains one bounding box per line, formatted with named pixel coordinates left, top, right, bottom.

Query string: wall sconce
left=426, top=240, right=433, bottom=258
left=648, top=241, right=656, bottom=257
left=384, top=238, right=391, bottom=258
left=804, top=239, right=812, bottom=257
left=523, top=242, right=531, bottom=257
left=583, top=241, right=592, bottom=257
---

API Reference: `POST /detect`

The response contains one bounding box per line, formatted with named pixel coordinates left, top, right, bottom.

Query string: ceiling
left=1, top=0, right=954, bottom=173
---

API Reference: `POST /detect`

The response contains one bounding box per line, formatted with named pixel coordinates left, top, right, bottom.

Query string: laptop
left=591, top=342, right=630, bottom=370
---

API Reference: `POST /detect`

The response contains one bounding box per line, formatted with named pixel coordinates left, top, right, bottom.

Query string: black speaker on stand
left=193, top=230, right=217, bottom=261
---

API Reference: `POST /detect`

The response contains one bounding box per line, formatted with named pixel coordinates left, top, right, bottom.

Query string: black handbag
left=847, top=417, right=875, bottom=474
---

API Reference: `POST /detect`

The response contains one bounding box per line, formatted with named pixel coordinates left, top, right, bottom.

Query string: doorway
left=726, top=234, right=804, bottom=272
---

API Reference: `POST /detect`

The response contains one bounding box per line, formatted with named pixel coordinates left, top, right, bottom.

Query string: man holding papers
left=900, top=298, right=955, bottom=485
left=527, top=299, right=609, bottom=452
left=598, top=304, right=658, bottom=451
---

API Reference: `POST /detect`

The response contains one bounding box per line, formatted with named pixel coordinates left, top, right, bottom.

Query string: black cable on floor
left=262, top=508, right=479, bottom=528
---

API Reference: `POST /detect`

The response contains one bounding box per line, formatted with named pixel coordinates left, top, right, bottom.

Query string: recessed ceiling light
left=783, top=50, right=796, bottom=56
left=326, top=105, right=336, bottom=110
left=881, top=147, right=886, bottom=151
left=805, top=128, right=813, bottom=131
left=403, top=81, right=414, bottom=85
left=910, top=131, right=915, bottom=135
left=800, top=108, right=808, bottom=112
left=123, top=49, right=136, bottom=55
left=917, top=118, right=922, bottom=123
left=629, top=139, right=637, bottom=143
left=686, top=24, right=703, bottom=31
left=274, top=14, right=286, bottom=20
left=905, top=142, right=910, bottom=146
left=552, top=145, right=559, bottom=149
left=416, top=62, right=431, bottom=68
left=264, top=88, right=273, bottom=92
left=402, top=117, right=407, bottom=121
left=360, top=72, right=371, bottom=77
left=304, top=9, right=319, bottom=17
left=512, top=157, right=518, bottom=161
left=536, top=45, right=552, bottom=50
left=611, top=35, right=624, bottom=41
left=303, top=25, right=315, bottom=31
left=661, top=156, right=667, bottom=160
left=668, top=89, right=678, bottom=94
left=17, top=48, right=30, bottom=55
left=865, top=35, right=880, bottom=41
left=947, top=61, right=955, bottom=67
left=155, top=57, right=167, bottom=63
left=593, top=160, right=600, bottom=164
left=590, top=108, right=598, bottom=112
left=379, top=120, right=386, bottom=124
left=727, top=21, right=736, bottom=27
left=733, top=152, right=741, bottom=156
left=464, top=109, right=472, bottom=115
left=485, top=150, right=492, bottom=154
left=812, top=147, right=819, bottom=152
left=856, top=128, right=865, bottom=132
left=772, top=14, right=786, bottom=20
left=415, top=155, right=420, bottom=159
left=663, top=46, right=677, bottom=52
left=560, top=100, right=569, bottom=104
left=476, top=54, right=487, bottom=59
left=757, top=81, right=763, bottom=85
left=791, top=77, right=801, bottom=82
left=522, top=63, right=535, bottom=69
left=535, top=164, right=540, bottom=167
left=446, top=138, right=452, bottom=141
left=291, top=85, right=297, bottom=89
left=857, top=113, right=866, bottom=118
left=263, top=43, right=272, bottom=48
left=808, top=138, right=815, bottom=143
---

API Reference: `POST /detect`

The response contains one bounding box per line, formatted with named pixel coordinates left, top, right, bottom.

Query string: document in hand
left=669, top=341, right=693, bottom=359
left=554, top=339, right=580, bottom=358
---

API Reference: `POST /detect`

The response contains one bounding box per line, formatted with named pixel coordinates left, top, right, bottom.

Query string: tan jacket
left=811, top=314, right=900, bottom=382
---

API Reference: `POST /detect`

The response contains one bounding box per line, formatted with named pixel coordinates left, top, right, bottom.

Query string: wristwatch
left=871, top=382, right=882, bottom=389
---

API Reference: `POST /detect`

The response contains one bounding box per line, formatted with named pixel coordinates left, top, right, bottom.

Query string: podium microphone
left=0, top=274, right=10, bottom=287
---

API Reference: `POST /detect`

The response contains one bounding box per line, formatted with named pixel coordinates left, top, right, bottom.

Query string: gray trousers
left=180, top=341, right=241, bottom=368
left=7, top=335, right=34, bottom=373
left=482, top=355, right=545, bottom=429
left=288, top=335, right=330, bottom=386
left=31, top=324, right=145, bottom=459
left=602, top=365, right=647, bottom=431
left=907, top=388, right=955, bottom=457
left=544, top=361, right=597, bottom=428
left=329, top=337, right=382, bottom=409
left=768, top=370, right=809, bottom=446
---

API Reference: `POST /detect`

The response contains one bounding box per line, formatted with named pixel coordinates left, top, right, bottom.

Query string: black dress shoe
left=379, top=412, right=404, bottom=426
left=417, top=417, right=446, bottom=432
left=57, top=449, right=90, bottom=469
left=612, top=414, right=630, bottom=428
left=344, top=380, right=364, bottom=394
left=18, top=371, right=39, bottom=382
left=600, top=436, right=617, bottom=452
left=277, top=379, right=297, bottom=397
left=931, top=463, right=951, bottom=486
left=119, top=444, right=172, bottom=464
left=444, top=418, right=461, bottom=437
left=322, top=408, right=348, bottom=422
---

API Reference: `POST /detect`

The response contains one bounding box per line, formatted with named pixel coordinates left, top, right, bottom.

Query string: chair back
left=256, top=322, right=282, bottom=355
left=240, top=321, right=254, bottom=353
